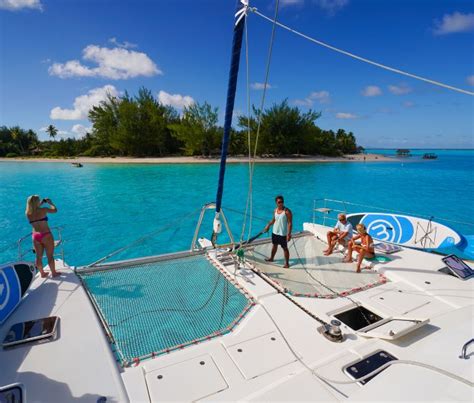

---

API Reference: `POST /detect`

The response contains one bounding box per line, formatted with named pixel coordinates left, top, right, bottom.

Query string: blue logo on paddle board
left=361, top=214, right=414, bottom=244
left=0, top=266, right=21, bottom=324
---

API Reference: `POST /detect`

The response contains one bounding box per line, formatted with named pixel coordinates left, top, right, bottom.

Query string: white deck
left=1, top=224, right=473, bottom=402
left=0, top=260, right=128, bottom=402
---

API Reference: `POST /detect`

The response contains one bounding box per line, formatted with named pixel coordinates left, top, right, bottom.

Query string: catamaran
left=1, top=1, right=473, bottom=401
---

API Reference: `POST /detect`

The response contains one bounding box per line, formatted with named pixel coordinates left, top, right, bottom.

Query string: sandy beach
left=0, top=153, right=393, bottom=164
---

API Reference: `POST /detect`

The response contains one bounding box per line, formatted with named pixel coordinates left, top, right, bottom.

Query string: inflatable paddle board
left=347, top=213, right=462, bottom=250
left=0, top=262, right=36, bottom=325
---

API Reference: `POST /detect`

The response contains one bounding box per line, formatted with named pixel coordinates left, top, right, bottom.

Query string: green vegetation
left=0, top=87, right=359, bottom=158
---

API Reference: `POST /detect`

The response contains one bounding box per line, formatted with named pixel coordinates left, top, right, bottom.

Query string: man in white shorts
left=323, top=213, right=353, bottom=256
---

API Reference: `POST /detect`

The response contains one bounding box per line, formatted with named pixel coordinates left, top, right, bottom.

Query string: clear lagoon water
left=1, top=149, right=473, bottom=266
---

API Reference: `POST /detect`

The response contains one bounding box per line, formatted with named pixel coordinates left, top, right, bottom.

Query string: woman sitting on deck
left=25, top=195, right=59, bottom=277
left=344, top=223, right=375, bottom=273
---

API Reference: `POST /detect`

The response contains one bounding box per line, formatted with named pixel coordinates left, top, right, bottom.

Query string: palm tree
left=10, top=126, right=25, bottom=154
left=46, top=124, right=58, bottom=141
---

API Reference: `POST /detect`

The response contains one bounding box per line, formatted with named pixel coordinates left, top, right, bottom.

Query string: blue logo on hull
left=0, top=266, right=21, bottom=324
left=361, top=214, right=414, bottom=244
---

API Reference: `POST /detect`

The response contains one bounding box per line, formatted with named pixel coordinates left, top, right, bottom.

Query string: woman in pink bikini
left=25, top=195, right=59, bottom=277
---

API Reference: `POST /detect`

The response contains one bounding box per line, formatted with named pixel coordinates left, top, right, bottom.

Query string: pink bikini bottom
left=32, top=231, right=51, bottom=243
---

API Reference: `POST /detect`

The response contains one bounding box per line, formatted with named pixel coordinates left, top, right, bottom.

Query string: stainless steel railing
left=17, top=226, right=65, bottom=262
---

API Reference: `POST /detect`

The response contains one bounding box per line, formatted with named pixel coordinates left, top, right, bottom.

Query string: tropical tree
left=88, top=88, right=180, bottom=156
left=239, top=100, right=321, bottom=156
left=46, top=125, right=58, bottom=141
left=10, top=126, right=25, bottom=154
left=169, top=102, right=220, bottom=156
left=336, top=129, right=357, bottom=154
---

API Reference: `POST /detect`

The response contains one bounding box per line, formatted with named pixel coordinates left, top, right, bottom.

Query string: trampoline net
left=246, top=235, right=387, bottom=298
left=77, top=254, right=253, bottom=366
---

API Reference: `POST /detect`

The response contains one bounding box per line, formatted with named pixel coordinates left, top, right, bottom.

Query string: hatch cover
left=226, top=331, right=296, bottom=379
left=356, top=317, right=429, bottom=340
left=145, top=354, right=228, bottom=401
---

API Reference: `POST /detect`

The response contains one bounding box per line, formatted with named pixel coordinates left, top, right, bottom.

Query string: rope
left=249, top=8, right=474, bottom=96
left=261, top=304, right=473, bottom=391
left=86, top=207, right=202, bottom=267
left=290, top=237, right=373, bottom=325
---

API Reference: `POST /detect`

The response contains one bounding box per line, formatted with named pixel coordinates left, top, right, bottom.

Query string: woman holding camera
left=25, top=195, right=59, bottom=277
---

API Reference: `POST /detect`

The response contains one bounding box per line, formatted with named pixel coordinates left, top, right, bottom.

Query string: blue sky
left=0, top=0, right=473, bottom=148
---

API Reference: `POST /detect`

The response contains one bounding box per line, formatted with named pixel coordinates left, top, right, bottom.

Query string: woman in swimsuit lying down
left=344, top=223, right=375, bottom=273
left=25, top=195, right=59, bottom=277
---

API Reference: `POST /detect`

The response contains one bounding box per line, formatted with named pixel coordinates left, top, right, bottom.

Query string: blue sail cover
left=215, top=0, right=247, bottom=214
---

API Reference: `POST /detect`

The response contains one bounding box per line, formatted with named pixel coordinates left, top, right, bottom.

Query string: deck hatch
left=225, top=331, right=297, bottom=379
left=334, top=306, right=383, bottom=331
left=145, top=354, right=228, bottom=401
left=344, top=350, right=397, bottom=385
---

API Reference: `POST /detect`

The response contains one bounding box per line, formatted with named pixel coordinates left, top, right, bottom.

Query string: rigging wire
left=249, top=8, right=474, bottom=96
left=239, top=17, right=253, bottom=244
left=238, top=0, right=281, bottom=245
left=85, top=207, right=202, bottom=267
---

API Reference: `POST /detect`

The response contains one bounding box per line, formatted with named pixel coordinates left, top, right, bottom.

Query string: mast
left=213, top=0, right=247, bottom=240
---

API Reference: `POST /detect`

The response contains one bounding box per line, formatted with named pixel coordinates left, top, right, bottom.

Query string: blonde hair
left=356, top=223, right=367, bottom=234
left=26, top=195, right=41, bottom=216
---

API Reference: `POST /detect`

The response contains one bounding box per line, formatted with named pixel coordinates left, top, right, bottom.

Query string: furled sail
left=213, top=0, right=247, bottom=240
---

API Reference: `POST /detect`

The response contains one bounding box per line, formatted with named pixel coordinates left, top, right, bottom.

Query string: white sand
left=0, top=153, right=394, bottom=164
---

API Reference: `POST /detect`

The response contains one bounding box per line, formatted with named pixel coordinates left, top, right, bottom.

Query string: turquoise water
left=1, top=149, right=473, bottom=266
left=78, top=255, right=251, bottom=366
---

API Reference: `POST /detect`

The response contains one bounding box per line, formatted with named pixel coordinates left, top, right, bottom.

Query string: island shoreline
left=0, top=153, right=396, bottom=164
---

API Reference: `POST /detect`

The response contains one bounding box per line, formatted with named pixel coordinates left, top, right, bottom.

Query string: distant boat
left=423, top=153, right=438, bottom=159
left=71, top=162, right=83, bottom=167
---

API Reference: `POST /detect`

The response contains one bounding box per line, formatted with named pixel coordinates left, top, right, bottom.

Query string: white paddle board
left=347, top=213, right=462, bottom=250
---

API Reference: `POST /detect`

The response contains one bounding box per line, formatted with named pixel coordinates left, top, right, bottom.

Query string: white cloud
left=294, top=98, right=313, bottom=107
left=388, top=84, right=412, bottom=95
left=467, top=75, right=474, bottom=86
left=50, top=85, right=119, bottom=120
left=0, top=0, right=42, bottom=11
left=294, top=90, right=330, bottom=106
left=361, top=85, right=382, bottom=97
left=433, top=12, right=474, bottom=35
left=403, top=101, right=415, bottom=108
left=314, top=0, right=349, bottom=15
left=280, top=0, right=304, bottom=6
left=158, top=90, right=194, bottom=109
left=309, top=90, right=330, bottom=103
left=71, top=124, right=91, bottom=138
left=49, top=45, right=161, bottom=79
left=108, top=37, right=137, bottom=49
left=251, top=82, right=273, bottom=90
left=39, top=125, right=90, bottom=139
left=336, top=112, right=357, bottom=119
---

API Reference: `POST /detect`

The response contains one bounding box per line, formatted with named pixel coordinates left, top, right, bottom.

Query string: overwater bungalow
left=423, top=152, right=438, bottom=159
left=396, top=148, right=411, bottom=157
